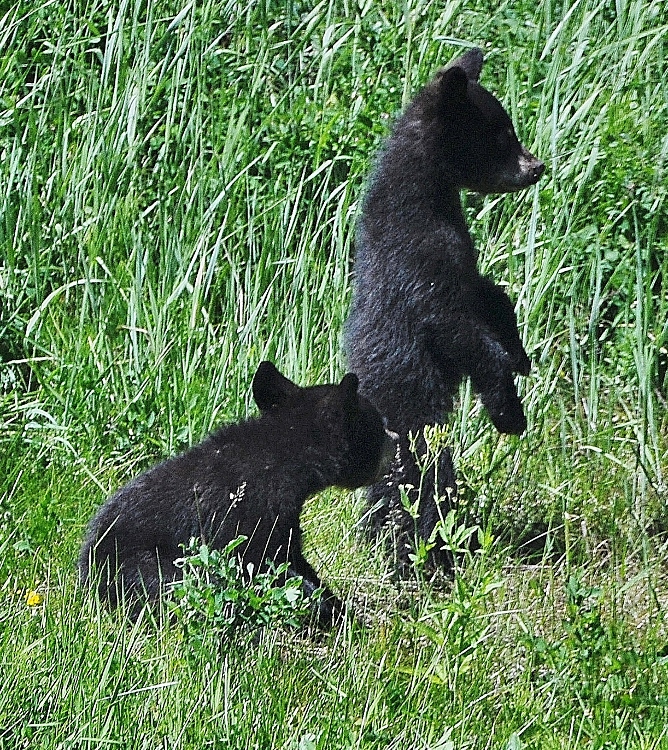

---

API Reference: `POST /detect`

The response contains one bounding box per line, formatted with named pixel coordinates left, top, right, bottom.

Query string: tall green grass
left=1, top=0, right=668, bottom=747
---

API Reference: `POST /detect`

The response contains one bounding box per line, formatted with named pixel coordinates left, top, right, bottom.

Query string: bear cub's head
left=252, top=361, right=397, bottom=489
left=413, top=47, right=544, bottom=194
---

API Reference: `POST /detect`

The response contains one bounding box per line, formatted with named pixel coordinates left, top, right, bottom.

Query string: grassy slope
left=1, top=0, right=668, bottom=747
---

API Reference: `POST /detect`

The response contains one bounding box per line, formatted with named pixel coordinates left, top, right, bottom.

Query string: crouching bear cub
left=79, top=362, right=396, bottom=626
left=345, top=48, right=544, bottom=573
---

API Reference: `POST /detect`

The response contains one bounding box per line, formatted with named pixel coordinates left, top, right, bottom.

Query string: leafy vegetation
left=1, top=0, right=667, bottom=747
left=170, top=536, right=323, bottom=649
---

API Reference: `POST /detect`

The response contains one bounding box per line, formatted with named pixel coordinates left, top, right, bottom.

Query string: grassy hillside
left=1, top=0, right=667, bottom=747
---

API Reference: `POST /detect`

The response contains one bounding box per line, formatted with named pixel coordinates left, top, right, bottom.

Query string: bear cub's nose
left=532, top=160, right=546, bottom=180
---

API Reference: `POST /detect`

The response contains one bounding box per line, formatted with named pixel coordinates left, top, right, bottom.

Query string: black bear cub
left=345, top=48, right=544, bottom=572
left=79, top=362, right=395, bottom=626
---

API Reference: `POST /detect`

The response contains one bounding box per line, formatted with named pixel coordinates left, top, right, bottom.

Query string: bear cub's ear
left=448, top=47, right=484, bottom=82
left=434, top=47, right=484, bottom=105
left=252, top=361, right=301, bottom=412
left=436, top=66, right=469, bottom=103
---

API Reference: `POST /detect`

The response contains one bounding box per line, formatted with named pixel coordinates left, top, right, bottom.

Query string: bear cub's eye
left=495, top=127, right=515, bottom=152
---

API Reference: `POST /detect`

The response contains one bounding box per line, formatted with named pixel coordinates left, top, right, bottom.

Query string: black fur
left=79, top=362, right=395, bottom=625
left=345, top=48, right=544, bottom=573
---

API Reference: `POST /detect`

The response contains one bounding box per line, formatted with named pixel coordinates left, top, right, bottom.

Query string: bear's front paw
left=485, top=391, right=527, bottom=435
left=507, top=345, right=531, bottom=376
left=491, top=406, right=527, bottom=435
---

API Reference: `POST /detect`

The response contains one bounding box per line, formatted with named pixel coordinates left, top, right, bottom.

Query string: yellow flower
left=26, top=590, right=44, bottom=607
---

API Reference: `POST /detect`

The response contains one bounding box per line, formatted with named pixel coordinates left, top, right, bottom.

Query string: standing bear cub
left=79, top=362, right=395, bottom=626
left=345, top=48, right=544, bottom=572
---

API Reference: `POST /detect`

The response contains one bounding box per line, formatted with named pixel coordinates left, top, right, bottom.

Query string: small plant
left=409, top=569, right=504, bottom=681
left=399, top=428, right=503, bottom=689
left=523, top=573, right=610, bottom=682
left=401, top=425, right=481, bottom=573
left=523, top=572, right=661, bottom=722
left=398, top=481, right=431, bottom=571
left=169, top=537, right=322, bottom=650
left=430, top=508, right=483, bottom=560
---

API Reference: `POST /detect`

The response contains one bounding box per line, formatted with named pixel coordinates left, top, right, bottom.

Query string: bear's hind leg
left=287, top=550, right=344, bottom=628
left=95, top=547, right=181, bottom=619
